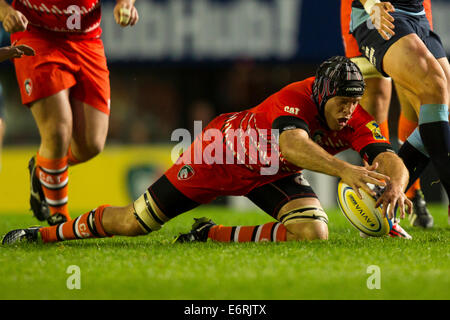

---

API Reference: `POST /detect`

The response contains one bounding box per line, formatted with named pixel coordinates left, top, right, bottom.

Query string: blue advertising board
left=1, top=0, right=449, bottom=63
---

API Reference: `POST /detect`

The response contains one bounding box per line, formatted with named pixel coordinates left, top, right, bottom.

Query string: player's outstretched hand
left=370, top=1, right=395, bottom=41
left=339, top=161, right=389, bottom=200
left=375, top=182, right=413, bottom=220
left=2, top=8, right=28, bottom=33
left=114, top=0, right=139, bottom=27
left=0, top=43, right=35, bottom=63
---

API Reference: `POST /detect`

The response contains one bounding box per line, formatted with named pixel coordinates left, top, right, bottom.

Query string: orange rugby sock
left=36, top=153, right=71, bottom=221
left=406, top=179, right=421, bottom=199
left=208, top=222, right=287, bottom=242
left=379, top=120, right=390, bottom=142
left=398, top=113, right=418, bottom=143
left=39, top=205, right=112, bottom=243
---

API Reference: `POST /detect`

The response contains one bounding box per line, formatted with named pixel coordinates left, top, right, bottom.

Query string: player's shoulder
left=277, top=77, right=315, bottom=105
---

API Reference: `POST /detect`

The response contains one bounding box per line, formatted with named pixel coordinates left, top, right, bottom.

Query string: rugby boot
left=173, top=217, right=216, bottom=243
left=47, top=213, right=68, bottom=226
left=389, top=220, right=412, bottom=239
left=2, top=226, right=42, bottom=245
left=28, top=156, right=50, bottom=222
left=409, top=190, right=434, bottom=228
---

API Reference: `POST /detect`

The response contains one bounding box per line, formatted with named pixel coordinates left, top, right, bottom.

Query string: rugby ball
left=337, top=180, right=392, bottom=237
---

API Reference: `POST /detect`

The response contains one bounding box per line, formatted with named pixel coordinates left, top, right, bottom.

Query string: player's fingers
left=389, top=201, right=397, bottom=220
left=381, top=200, right=388, bottom=218
left=381, top=23, right=395, bottom=37
left=384, top=2, right=396, bottom=12
left=350, top=183, right=363, bottom=199
left=114, top=9, right=120, bottom=24
left=19, top=14, right=28, bottom=31
left=11, top=48, right=24, bottom=58
left=17, top=44, right=35, bottom=56
left=382, top=16, right=395, bottom=30
left=361, top=176, right=385, bottom=190
left=398, top=201, right=406, bottom=219
left=130, top=7, right=139, bottom=26
left=367, top=171, right=389, bottom=183
left=358, top=181, right=377, bottom=197
left=365, top=161, right=378, bottom=171
left=405, top=197, right=413, bottom=215
left=3, top=21, right=12, bottom=33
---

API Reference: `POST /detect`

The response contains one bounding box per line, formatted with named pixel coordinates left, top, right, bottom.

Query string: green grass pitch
left=0, top=205, right=449, bottom=300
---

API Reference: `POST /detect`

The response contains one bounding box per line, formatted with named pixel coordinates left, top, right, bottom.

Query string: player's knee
left=132, top=189, right=171, bottom=235
left=120, top=205, right=148, bottom=236
left=288, top=220, right=329, bottom=241
left=41, top=123, right=72, bottom=152
left=75, top=138, right=105, bottom=161
left=278, top=205, right=329, bottom=241
left=101, top=204, right=147, bottom=236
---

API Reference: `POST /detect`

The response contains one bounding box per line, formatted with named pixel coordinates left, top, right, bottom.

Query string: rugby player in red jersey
left=0, top=0, right=139, bottom=225
left=2, top=57, right=414, bottom=245
left=341, top=0, right=434, bottom=228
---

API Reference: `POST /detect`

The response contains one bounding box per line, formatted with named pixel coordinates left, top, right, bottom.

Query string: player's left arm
left=114, top=0, right=139, bottom=27
left=371, top=151, right=413, bottom=219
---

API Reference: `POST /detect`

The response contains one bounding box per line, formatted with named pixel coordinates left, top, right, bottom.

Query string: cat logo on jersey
left=366, top=121, right=384, bottom=140
left=177, top=165, right=195, bottom=181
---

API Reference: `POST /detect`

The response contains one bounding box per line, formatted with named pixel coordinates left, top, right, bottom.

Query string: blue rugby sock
left=418, top=104, right=450, bottom=201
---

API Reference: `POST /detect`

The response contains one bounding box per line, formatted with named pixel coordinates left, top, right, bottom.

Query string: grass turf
left=0, top=205, right=448, bottom=300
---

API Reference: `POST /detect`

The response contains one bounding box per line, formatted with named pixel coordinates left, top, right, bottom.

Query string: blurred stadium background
left=0, top=0, right=449, bottom=213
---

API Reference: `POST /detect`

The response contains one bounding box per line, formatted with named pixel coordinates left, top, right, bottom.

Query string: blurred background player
left=0, top=82, right=4, bottom=172
left=351, top=0, right=450, bottom=224
left=0, top=0, right=139, bottom=225
left=0, top=41, right=34, bottom=171
left=340, top=0, right=434, bottom=228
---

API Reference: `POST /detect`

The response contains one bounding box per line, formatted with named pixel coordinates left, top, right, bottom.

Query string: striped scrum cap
left=312, top=56, right=365, bottom=120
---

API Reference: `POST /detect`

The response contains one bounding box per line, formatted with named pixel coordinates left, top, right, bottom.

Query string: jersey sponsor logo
left=284, top=106, right=300, bottom=115
left=177, top=165, right=195, bottom=181
left=365, top=121, right=384, bottom=140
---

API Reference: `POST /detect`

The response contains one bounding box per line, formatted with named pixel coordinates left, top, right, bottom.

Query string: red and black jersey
left=12, top=0, right=102, bottom=39
left=219, top=77, right=392, bottom=173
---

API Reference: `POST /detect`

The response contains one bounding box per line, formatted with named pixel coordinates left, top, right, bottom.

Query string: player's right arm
left=279, top=128, right=389, bottom=199
left=0, top=0, right=28, bottom=33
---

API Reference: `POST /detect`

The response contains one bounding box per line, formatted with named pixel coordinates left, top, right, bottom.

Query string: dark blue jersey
left=352, top=0, right=424, bottom=13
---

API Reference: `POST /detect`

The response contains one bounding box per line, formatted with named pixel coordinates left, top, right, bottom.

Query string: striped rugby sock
left=39, top=205, right=112, bottom=243
left=36, top=153, right=70, bottom=221
left=207, top=222, right=287, bottom=243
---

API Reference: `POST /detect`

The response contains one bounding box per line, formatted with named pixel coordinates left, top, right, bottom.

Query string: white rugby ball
left=337, top=180, right=392, bottom=237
